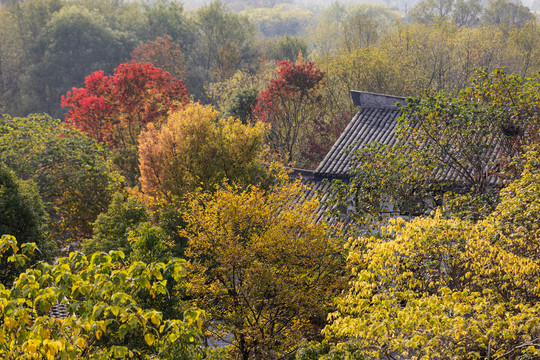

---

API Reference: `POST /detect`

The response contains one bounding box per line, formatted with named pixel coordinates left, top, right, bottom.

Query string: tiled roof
left=315, top=91, right=405, bottom=179
left=295, top=90, right=504, bottom=231
left=313, top=90, right=500, bottom=187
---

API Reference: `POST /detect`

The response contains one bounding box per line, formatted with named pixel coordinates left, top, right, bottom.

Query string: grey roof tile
left=315, top=96, right=403, bottom=178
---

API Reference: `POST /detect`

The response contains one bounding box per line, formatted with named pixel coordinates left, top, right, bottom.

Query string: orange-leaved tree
left=131, top=35, right=186, bottom=80
left=138, top=102, right=267, bottom=203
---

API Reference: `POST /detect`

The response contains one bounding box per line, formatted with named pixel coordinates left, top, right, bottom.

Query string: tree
left=188, top=1, right=258, bottom=99
left=0, top=164, right=55, bottom=284
left=62, top=61, right=189, bottom=150
left=62, top=61, right=190, bottom=184
left=0, top=114, right=118, bottom=247
left=139, top=0, right=194, bottom=50
left=264, top=34, right=308, bottom=62
left=82, top=192, right=150, bottom=257
left=324, top=147, right=540, bottom=360
left=131, top=35, right=186, bottom=79
left=223, top=87, right=259, bottom=124
left=204, top=67, right=274, bottom=115
left=408, top=0, right=482, bottom=26
left=329, top=69, right=540, bottom=228
left=482, top=0, right=533, bottom=28
left=0, top=9, right=24, bottom=113
left=398, top=69, right=540, bottom=190
left=244, top=4, right=312, bottom=38
left=253, top=59, right=326, bottom=165
left=340, top=12, right=385, bottom=50
left=18, top=5, right=132, bottom=117
left=138, top=102, right=267, bottom=202
left=183, top=171, right=345, bottom=360
left=0, top=235, right=203, bottom=359
left=452, top=0, right=482, bottom=27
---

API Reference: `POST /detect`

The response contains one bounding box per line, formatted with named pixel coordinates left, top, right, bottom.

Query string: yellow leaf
left=144, top=333, right=155, bottom=346
left=76, top=337, right=87, bottom=349
left=46, top=349, right=54, bottom=360
left=150, top=314, right=160, bottom=326
left=4, top=317, right=17, bottom=330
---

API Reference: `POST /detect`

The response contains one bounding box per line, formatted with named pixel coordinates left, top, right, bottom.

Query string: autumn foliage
left=131, top=35, right=186, bottom=79
left=253, top=59, right=325, bottom=164
left=324, top=148, right=540, bottom=359
left=61, top=61, right=190, bottom=149
left=139, top=103, right=267, bottom=202
left=183, top=171, right=344, bottom=359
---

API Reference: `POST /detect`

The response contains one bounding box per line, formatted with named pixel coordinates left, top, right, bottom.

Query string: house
left=296, top=90, right=502, bottom=229
left=291, top=91, right=407, bottom=229
left=314, top=91, right=406, bottom=182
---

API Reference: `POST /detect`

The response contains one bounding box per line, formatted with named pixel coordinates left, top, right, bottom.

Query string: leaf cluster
left=182, top=172, right=346, bottom=359
left=0, top=235, right=203, bottom=359
left=325, top=146, right=540, bottom=360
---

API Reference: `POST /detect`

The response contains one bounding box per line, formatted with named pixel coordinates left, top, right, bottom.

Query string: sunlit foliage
left=324, top=147, right=540, bottom=359
left=183, top=170, right=345, bottom=359
left=138, top=102, right=267, bottom=203
left=0, top=235, right=203, bottom=359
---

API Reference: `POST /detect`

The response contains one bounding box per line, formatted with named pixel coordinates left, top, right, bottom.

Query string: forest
left=1, top=0, right=540, bottom=358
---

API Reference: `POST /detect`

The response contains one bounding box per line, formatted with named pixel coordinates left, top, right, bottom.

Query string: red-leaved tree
left=253, top=59, right=325, bottom=165
left=62, top=61, right=190, bottom=150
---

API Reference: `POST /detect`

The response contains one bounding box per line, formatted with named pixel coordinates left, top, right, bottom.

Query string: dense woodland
left=1, top=0, right=540, bottom=358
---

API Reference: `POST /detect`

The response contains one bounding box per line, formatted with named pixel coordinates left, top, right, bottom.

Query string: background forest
left=1, top=0, right=540, bottom=358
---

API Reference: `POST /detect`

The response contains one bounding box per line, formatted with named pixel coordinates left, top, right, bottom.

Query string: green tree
left=0, top=235, right=203, bottom=359
left=409, top=0, right=482, bottom=26
left=482, top=0, right=534, bottom=28
left=264, top=34, right=308, bottom=62
left=0, top=164, right=55, bottom=284
left=139, top=0, right=194, bottom=50
left=0, top=114, right=119, bottom=247
left=183, top=171, right=345, bottom=360
left=0, top=9, right=24, bottom=113
left=223, top=87, right=259, bottom=124
left=244, top=4, right=313, bottom=38
left=188, top=1, right=258, bottom=99
left=82, top=192, right=149, bottom=257
left=205, top=67, right=274, bottom=115
left=18, top=5, right=132, bottom=117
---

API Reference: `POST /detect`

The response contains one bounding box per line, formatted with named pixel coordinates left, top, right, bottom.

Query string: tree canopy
left=0, top=114, right=118, bottom=246
left=138, top=102, right=267, bottom=202
left=0, top=164, right=54, bottom=284
left=324, top=146, right=540, bottom=359
left=0, top=235, right=203, bottom=359
left=253, top=59, right=326, bottom=165
left=183, top=170, right=345, bottom=359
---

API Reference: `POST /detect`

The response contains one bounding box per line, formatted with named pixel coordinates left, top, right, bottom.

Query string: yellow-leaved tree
left=0, top=235, right=203, bottom=359
left=320, top=148, right=540, bottom=360
left=182, top=168, right=346, bottom=360
left=138, top=102, right=267, bottom=203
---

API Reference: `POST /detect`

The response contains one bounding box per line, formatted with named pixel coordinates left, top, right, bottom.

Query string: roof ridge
left=350, top=90, right=406, bottom=109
